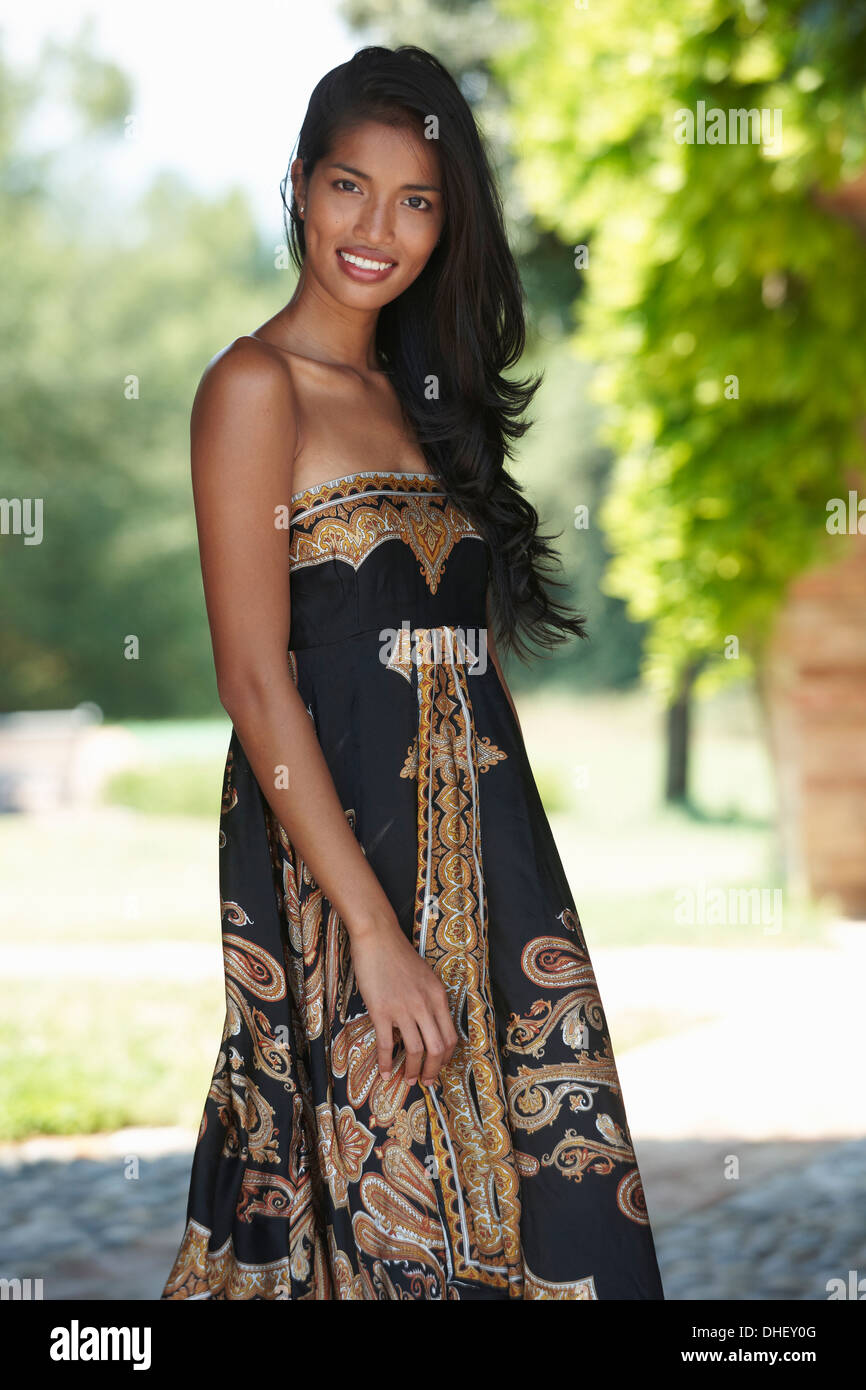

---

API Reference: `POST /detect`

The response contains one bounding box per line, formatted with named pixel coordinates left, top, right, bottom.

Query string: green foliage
left=0, top=38, right=281, bottom=715
left=493, top=0, right=866, bottom=700
left=511, top=343, right=647, bottom=689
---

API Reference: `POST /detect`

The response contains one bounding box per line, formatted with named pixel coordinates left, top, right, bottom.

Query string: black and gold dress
left=161, top=469, right=665, bottom=1301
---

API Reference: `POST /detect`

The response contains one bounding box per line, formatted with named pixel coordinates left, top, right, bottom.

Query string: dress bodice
left=287, top=470, right=490, bottom=652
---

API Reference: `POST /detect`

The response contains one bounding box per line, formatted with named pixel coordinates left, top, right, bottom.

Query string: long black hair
left=280, top=44, right=588, bottom=662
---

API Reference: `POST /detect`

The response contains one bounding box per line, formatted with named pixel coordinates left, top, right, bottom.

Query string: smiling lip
left=336, top=247, right=398, bottom=282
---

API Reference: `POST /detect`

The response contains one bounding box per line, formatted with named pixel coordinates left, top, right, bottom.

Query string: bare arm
left=192, top=339, right=391, bottom=936
left=192, top=338, right=456, bottom=1086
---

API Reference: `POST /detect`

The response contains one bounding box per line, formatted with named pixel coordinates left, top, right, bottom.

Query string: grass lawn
left=0, top=981, right=223, bottom=1138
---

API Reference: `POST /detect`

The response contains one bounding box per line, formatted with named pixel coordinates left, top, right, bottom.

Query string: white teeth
left=339, top=250, right=394, bottom=271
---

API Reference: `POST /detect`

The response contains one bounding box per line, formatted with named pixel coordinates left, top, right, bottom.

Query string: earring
left=300, top=204, right=305, bottom=215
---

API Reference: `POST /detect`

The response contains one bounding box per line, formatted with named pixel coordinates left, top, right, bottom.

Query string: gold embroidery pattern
left=160, top=1215, right=329, bottom=1301
left=288, top=471, right=484, bottom=593
left=219, top=931, right=294, bottom=1087
left=523, top=1262, right=598, bottom=1300
left=386, top=621, right=509, bottom=781
left=267, top=814, right=454, bottom=1297
left=502, top=909, right=650, bottom=1226
left=194, top=927, right=295, bottom=1168
left=400, top=730, right=507, bottom=780
left=408, top=626, right=524, bottom=1292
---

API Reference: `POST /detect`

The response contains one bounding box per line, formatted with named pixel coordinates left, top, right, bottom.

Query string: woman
left=161, top=44, right=665, bottom=1301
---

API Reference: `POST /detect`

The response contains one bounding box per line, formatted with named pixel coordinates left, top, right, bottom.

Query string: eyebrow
left=327, top=163, right=442, bottom=193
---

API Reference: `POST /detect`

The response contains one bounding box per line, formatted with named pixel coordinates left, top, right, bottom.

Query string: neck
left=280, top=270, right=382, bottom=375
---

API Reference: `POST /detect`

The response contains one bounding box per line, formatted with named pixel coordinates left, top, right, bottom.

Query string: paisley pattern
left=161, top=470, right=664, bottom=1300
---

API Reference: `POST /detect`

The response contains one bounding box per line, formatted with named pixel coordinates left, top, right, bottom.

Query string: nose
left=354, top=196, right=396, bottom=251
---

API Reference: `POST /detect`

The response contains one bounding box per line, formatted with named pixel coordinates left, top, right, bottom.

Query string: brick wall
left=760, top=514, right=866, bottom=916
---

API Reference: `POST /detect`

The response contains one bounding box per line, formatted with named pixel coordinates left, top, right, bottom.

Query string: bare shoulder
left=191, top=335, right=299, bottom=461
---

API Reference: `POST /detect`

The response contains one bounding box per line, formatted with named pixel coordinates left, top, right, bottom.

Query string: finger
left=416, top=1014, right=447, bottom=1085
left=398, top=1018, right=425, bottom=1085
left=372, top=1015, right=396, bottom=1080
left=432, top=998, right=458, bottom=1066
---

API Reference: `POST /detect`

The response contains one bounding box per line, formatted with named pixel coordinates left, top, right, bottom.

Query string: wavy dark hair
left=280, top=44, right=588, bottom=662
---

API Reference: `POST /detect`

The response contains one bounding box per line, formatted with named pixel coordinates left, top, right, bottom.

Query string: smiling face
left=293, top=118, right=445, bottom=308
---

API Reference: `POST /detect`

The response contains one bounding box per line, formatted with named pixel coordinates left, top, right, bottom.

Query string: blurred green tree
left=0, top=30, right=278, bottom=715
left=493, top=0, right=866, bottom=721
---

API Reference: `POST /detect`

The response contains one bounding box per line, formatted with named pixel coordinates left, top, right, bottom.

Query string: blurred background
left=2, top=0, right=865, bottom=1301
